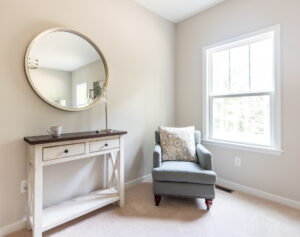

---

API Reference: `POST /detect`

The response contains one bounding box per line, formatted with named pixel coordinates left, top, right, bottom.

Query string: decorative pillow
left=159, top=126, right=197, bottom=162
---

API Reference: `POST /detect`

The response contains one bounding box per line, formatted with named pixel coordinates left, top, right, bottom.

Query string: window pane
left=76, top=82, right=87, bottom=107
left=250, top=39, right=273, bottom=91
left=212, top=50, right=229, bottom=94
left=212, top=95, right=270, bottom=145
left=230, top=45, right=249, bottom=93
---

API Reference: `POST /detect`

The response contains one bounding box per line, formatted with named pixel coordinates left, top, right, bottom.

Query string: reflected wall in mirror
left=25, top=28, right=108, bottom=111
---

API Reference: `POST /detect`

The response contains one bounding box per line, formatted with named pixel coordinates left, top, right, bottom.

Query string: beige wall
left=0, top=0, right=175, bottom=227
left=176, top=0, right=300, bottom=202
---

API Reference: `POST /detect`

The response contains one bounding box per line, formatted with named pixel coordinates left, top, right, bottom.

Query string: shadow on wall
left=43, top=157, right=104, bottom=208
left=126, top=146, right=144, bottom=181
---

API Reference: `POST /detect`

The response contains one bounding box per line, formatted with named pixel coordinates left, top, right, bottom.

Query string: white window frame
left=202, top=25, right=283, bottom=156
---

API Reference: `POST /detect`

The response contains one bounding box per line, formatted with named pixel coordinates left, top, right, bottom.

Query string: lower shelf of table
left=29, top=187, right=120, bottom=232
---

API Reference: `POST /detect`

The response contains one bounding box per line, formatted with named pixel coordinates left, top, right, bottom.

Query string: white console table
left=24, top=130, right=127, bottom=237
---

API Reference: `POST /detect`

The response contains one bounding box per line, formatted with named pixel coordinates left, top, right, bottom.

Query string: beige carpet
left=8, top=181, right=300, bottom=237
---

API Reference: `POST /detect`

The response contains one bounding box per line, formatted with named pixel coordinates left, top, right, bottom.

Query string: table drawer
left=43, top=143, right=86, bottom=161
left=89, top=139, right=119, bottom=153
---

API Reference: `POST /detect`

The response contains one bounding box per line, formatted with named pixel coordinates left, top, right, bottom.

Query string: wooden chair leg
left=205, top=199, right=213, bottom=210
left=154, top=195, right=161, bottom=206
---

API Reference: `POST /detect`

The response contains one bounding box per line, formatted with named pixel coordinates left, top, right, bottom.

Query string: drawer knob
left=64, top=149, right=69, bottom=153
left=105, top=143, right=108, bottom=147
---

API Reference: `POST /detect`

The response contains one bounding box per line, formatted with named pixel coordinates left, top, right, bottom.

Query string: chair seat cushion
left=152, top=161, right=216, bottom=185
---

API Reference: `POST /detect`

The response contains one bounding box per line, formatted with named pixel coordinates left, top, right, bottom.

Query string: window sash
left=209, top=91, right=273, bottom=99
left=208, top=92, right=274, bottom=147
left=209, top=39, right=274, bottom=96
left=207, top=37, right=275, bottom=147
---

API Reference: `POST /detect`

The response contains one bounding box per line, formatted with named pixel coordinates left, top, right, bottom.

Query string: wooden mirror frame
left=25, top=28, right=109, bottom=111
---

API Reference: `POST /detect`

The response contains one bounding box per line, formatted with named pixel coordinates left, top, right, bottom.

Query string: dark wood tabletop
left=24, top=129, right=127, bottom=145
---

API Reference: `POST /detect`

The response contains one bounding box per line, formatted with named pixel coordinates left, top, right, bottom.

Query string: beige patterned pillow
left=159, top=126, right=197, bottom=162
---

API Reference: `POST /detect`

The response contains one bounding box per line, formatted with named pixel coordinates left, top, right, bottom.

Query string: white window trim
left=202, top=25, right=282, bottom=156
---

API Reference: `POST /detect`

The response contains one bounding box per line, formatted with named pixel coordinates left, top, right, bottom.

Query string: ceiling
left=134, top=0, right=224, bottom=23
left=29, top=31, right=100, bottom=71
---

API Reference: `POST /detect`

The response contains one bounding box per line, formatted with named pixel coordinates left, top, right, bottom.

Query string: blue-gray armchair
left=152, top=130, right=217, bottom=210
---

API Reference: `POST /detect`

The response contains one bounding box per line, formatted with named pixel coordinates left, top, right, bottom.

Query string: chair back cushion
left=158, top=126, right=197, bottom=162
left=155, top=130, right=201, bottom=145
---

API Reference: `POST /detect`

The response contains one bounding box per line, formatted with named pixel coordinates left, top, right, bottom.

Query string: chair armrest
left=196, top=144, right=212, bottom=170
left=153, top=145, right=162, bottom=168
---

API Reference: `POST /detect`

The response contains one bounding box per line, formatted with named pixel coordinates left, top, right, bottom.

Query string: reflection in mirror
left=26, top=30, right=107, bottom=110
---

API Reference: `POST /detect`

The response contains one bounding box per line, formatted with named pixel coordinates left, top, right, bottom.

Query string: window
left=203, top=26, right=281, bottom=154
left=76, top=82, right=87, bottom=107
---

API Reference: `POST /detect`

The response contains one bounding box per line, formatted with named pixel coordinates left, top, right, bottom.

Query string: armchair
left=152, top=130, right=216, bottom=210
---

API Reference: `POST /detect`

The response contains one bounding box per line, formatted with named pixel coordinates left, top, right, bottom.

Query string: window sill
left=202, top=139, right=283, bottom=156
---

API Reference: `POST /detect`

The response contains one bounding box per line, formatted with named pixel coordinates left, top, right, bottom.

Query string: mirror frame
left=25, top=28, right=109, bottom=111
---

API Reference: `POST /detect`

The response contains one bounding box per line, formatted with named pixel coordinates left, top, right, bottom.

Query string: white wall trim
left=0, top=217, right=27, bottom=237
left=202, top=139, right=283, bottom=156
left=125, top=173, right=152, bottom=189
left=217, top=178, right=300, bottom=210
left=0, top=174, right=152, bottom=236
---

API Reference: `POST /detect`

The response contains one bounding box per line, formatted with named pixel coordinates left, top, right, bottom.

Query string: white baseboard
left=217, top=178, right=300, bottom=210
left=0, top=174, right=152, bottom=236
left=0, top=217, right=27, bottom=237
left=125, top=173, right=152, bottom=189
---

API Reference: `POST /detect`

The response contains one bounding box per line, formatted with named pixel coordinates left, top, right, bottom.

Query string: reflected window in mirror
left=76, top=82, right=87, bottom=107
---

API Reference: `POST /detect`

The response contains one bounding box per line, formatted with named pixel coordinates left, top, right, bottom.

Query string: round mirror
left=25, top=28, right=108, bottom=111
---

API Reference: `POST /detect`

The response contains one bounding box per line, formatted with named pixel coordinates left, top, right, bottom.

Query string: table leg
left=118, top=137, right=125, bottom=207
left=106, top=153, right=111, bottom=189
left=33, top=148, right=43, bottom=237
